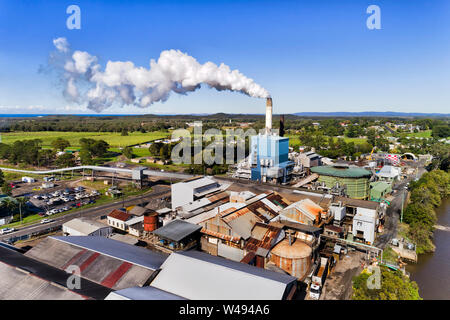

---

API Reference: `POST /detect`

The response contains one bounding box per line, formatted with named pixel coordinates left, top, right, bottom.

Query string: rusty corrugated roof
left=206, top=191, right=229, bottom=203
left=108, top=209, right=131, bottom=221
left=265, top=193, right=291, bottom=209
left=246, top=200, right=278, bottom=222
left=244, top=222, right=282, bottom=255
left=200, top=228, right=241, bottom=243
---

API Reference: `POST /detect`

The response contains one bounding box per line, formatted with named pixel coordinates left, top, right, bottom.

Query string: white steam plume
left=50, top=37, right=270, bottom=112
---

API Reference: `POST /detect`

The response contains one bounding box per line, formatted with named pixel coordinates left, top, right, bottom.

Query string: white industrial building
left=171, top=176, right=229, bottom=210
left=149, top=250, right=298, bottom=300
left=377, top=165, right=401, bottom=182
left=21, top=176, right=35, bottom=183
left=62, top=218, right=112, bottom=237
left=352, top=207, right=377, bottom=244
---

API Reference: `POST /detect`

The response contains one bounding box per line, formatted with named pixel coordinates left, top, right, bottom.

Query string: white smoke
left=51, top=37, right=270, bottom=112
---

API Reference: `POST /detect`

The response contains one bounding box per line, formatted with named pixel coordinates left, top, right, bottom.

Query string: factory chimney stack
left=265, top=97, right=273, bottom=134
left=279, top=115, right=285, bottom=137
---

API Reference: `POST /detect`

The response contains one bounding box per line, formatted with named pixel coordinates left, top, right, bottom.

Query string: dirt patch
left=320, top=251, right=365, bottom=300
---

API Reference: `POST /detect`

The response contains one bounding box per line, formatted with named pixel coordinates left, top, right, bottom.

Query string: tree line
left=0, top=137, right=110, bottom=168
left=403, top=170, right=450, bottom=254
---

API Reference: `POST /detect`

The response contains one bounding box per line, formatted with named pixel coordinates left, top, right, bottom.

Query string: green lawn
left=0, top=131, right=169, bottom=148
left=285, top=134, right=367, bottom=147
left=403, top=130, right=432, bottom=138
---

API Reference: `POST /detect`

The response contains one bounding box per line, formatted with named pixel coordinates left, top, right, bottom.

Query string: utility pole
left=400, top=189, right=405, bottom=223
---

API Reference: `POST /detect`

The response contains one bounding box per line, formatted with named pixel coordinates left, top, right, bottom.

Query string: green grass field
left=285, top=134, right=367, bottom=147
left=403, top=130, right=432, bottom=138
left=0, top=131, right=169, bottom=147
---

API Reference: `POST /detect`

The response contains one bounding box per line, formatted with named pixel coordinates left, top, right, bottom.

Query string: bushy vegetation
left=403, top=170, right=450, bottom=253
left=352, top=266, right=421, bottom=300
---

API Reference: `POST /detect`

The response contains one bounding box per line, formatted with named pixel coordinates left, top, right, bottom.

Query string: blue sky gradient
left=0, top=0, right=448, bottom=114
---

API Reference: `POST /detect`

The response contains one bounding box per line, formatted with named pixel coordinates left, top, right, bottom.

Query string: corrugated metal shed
left=150, top=250, right=297, bottom=300
left=152, top=219, right=202, bottom=242
left=63, top=218, right=110, bottom=236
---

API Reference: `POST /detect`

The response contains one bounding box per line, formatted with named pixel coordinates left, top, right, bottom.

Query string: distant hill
left=292, top=111, right=449, bottom=118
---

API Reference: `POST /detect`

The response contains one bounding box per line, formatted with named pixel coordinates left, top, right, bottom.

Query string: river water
left=406, top=198, right=450, bottom=300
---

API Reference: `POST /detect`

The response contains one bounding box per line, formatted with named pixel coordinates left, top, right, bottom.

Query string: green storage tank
left=311, top=165, right=372, bottom=200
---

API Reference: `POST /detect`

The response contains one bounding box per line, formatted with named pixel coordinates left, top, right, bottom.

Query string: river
left=406, top=198, right=450, bottom=300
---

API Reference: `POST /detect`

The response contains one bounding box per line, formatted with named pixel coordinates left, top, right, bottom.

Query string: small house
left=107, top=209, right=132, bottom=231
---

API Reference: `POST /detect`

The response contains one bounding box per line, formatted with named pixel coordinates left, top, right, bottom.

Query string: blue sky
left=0, top=0, right=449, bottom=114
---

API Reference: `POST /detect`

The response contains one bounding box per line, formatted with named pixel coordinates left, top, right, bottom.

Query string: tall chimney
left=279, top=115, right=285, bottom=137
left=265, top=97, right=272, bottom=134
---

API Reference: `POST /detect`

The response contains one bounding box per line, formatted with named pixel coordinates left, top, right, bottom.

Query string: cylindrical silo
left=143, top=212, right=158, bottom=232
left=270, top=239, right=313, bottom=280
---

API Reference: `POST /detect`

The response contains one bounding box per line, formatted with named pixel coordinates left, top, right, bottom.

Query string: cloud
left=50, top=37, right=270, bottom=112
left=53, top=37, right=70, bottom=53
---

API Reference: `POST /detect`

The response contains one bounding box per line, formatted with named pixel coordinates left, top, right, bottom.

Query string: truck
left=309, top=256, right=329, bottom=300
left=21, top=176, right=35, bottom=183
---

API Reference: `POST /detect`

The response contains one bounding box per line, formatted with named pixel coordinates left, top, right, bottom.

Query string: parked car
left=0, top=228, right=15, bottom=235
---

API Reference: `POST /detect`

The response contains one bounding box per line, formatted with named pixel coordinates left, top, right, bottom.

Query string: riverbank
left=406, top=198, right=450, bottom=299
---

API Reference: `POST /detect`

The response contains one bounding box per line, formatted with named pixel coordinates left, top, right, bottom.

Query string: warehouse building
left=369, top=181, right=392, bottom=201
left=150, top=250, right=298, bottom=300
left=0, top=260, right=86, bottom=300
left=171, top=176, right=230, bottom=210
left=0, top=243, right=111, bottom=300
left=63, top=218, right=112, bottom=237
left=151, top=219, right=202, bottom=252
left=24, top=236, right=168, bottom=290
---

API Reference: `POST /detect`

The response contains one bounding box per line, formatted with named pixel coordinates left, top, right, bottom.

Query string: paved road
left=374, top=178, right=410, bottom=249
left=0, top=184, right=170, bottom=242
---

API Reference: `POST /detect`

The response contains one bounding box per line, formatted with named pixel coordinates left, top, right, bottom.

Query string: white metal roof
left=62, top=218, right=109, bottom=235
left=125, top=215, right=144, bottom=226
left=150, top=251, right=296, bottom=300
left=183, top=176, right=217, bottom=190
left=179, top=197, right=211, bottom=212
left=377, top=165, right=400, bottom=178
left=105, top=286, right=186, bottom=300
